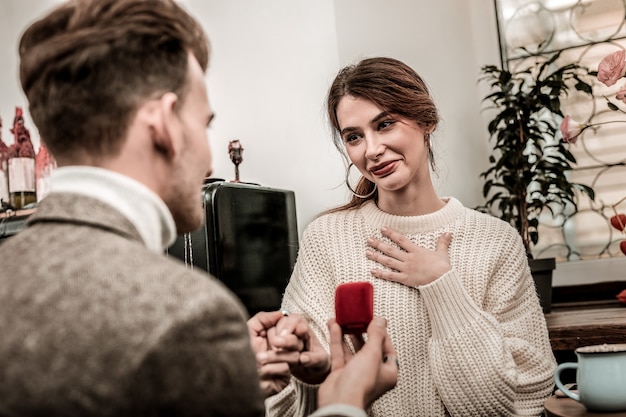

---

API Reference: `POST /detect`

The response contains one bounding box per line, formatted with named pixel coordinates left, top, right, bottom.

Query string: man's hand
left=248, top=311, right=295, bottom=397
left=317, top=317, right=398, bottom=410
left=248, top=311, right=331, bottom=395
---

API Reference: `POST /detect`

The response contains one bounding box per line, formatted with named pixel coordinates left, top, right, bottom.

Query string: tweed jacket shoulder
left=0, top=193, right=264, bottom=417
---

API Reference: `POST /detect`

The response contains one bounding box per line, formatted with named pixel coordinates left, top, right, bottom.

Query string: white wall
left=184, top=0, right=347, bottom=235
left=0, top=0, right=498, bottom=237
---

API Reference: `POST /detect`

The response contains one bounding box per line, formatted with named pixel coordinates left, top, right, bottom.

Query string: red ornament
left=8, top=106, right=35, bottom=158
left=610, top=213, right=626, bottom=231
left=620, top=240, right=626, bottom=255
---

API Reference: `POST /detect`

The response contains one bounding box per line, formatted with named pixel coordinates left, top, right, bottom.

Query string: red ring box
left=335, top=282, right=374, bottom=334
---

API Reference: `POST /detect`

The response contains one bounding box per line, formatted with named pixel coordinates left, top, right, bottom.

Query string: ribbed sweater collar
left=48, top=166, right=176, bottom=252
left=359, top=197, right=464, bottom=234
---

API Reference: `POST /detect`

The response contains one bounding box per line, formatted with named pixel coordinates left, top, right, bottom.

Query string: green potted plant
left=477, top=51, right=595, bottom=312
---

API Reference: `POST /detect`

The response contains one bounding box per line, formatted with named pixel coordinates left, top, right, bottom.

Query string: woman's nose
left=364, top=136, right=385, bottom=160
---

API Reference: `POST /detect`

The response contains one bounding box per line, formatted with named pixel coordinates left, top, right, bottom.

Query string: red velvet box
left=335, top=282, right=374, bottom=334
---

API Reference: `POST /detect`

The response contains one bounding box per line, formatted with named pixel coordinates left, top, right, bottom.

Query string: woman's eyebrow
left=340, top=126, right=358, bottom=136
left=340, top=111, right=392, bottom=136
left=371, top=111, right=391, bottom=124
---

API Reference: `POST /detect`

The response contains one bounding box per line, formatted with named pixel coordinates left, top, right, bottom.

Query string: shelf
left=0, top=208, right=35, bottom=240
left=545, top=304, right=626, bottom=351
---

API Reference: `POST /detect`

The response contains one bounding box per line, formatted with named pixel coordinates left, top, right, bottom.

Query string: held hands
left=248, top=310, right=331, bottom=398
left=272, top=312, right=331, bottom=384
left=248, top=311, right=398, bottom=410
left=366, top=227, right=452, bottom=287
left=318, top=317, right=398, bottom=410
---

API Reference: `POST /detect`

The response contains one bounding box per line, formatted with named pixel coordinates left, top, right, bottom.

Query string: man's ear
left=151, top=92, right=180, bottom=160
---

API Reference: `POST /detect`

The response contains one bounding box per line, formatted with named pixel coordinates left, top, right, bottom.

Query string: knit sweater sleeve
left=419, top=225, right=555, bottom=416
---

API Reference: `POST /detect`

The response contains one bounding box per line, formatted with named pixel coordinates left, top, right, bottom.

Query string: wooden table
left=544, top=396, right=626, bottom=416
left=545, top=303, right=626, bottom=351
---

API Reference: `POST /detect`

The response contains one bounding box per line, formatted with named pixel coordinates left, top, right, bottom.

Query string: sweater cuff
left=418, top=269, right=485, bottom=339
left=309, top=404, right=368, bottom=417
left=265, top=377, right=320, bottom=416
left=293, top=377, right=320, bottom=415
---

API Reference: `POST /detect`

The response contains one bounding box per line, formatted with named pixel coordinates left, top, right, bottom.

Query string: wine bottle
left=0, top=116, right=9, bottom=208
left=8, top=107, right=36, bottom=210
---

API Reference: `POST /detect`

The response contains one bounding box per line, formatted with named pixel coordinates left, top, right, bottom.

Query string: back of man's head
left=19, top=0, right=210, bottom=164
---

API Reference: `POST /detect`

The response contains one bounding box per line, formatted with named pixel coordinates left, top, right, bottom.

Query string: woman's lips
left=370, top=160, right=397, bottom=177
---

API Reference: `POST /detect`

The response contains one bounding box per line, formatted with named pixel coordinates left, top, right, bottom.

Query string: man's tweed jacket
left=0, top=193, right=265, bottom=416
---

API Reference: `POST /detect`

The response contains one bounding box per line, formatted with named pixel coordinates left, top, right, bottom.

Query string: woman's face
left=336, top=95, right=431, bottom=196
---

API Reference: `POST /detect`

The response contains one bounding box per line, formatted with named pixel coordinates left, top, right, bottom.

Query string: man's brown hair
left=19, top=0, right=210, bottom=162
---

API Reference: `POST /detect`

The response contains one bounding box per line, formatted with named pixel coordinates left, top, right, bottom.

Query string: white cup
left=554, top=343, right=626, bottom=412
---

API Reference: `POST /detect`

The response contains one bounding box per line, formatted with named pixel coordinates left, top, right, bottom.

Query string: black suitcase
left=167, top=179, right=299, bottom=315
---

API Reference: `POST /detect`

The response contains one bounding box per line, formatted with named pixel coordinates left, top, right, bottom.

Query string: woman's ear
left=151, top=92, right=180, bottom=160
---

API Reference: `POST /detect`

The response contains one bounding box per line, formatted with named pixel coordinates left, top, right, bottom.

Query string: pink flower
left=597, top=50, right=626, bottom=87
left=560, top=115, right=586, bottom=144
left=616, top=85, right=626, bottom=104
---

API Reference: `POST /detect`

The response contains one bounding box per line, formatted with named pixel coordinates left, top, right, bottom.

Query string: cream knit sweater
left=266, top=197, right=556, bottom=417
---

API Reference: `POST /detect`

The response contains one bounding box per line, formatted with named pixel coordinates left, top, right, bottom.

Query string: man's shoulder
left=0, top=220, right=245, bottom=324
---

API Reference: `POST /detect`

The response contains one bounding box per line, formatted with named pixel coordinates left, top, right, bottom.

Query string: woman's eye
left=344, top=133, right=361, bottom=143
left=379, top=120, right=394, bottom=130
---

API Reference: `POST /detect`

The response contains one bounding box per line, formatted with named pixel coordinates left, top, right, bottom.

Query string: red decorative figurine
left=228, top=139, right=243, bottom=182
left=0, top=116, right=9, bottom=207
